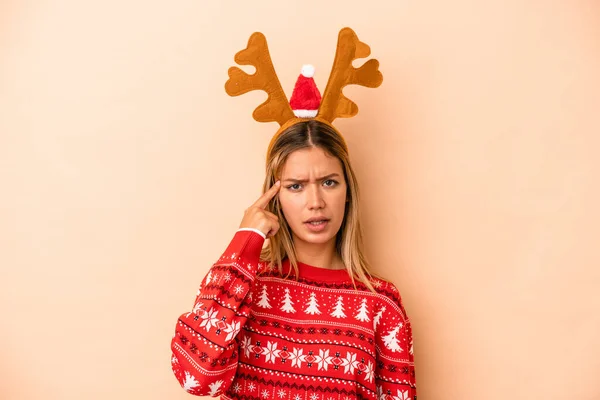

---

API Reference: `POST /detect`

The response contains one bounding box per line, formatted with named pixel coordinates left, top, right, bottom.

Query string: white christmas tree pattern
left=330, top=296, right=347, bottom=318
left=208, top=380, right=224, bottom=396
left=354, top=298, right=370, bottom=322
left=373, top=306, right=386, bottom=329
left=280, top=288, right=296, bottom=313
left=257, top=285, right=272, bottom=308
left=183, top=371, right=200, bottom=393
left=383, top=323, right=404, bottom=352
left=304, top=292, right=321, bottom=315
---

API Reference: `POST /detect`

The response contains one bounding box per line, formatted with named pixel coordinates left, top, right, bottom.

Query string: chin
left=298, top=234, right=336, bottom=245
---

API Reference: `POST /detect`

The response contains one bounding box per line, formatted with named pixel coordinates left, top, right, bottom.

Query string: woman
left=170, top=120, right=417, bottom=399
left=171, top=28, right=417, bottom=400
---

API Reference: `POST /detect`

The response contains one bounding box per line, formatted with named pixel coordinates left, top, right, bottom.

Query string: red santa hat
left=289, top=65, right=322, bottom=118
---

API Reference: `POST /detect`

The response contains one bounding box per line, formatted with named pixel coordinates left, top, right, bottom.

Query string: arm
left=375, top=283, right=417, bottom=400
left=170, top=229, right=265, bottom=396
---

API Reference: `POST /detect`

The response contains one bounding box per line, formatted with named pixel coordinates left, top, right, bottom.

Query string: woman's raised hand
left=239, top=181, right=281, bottom=239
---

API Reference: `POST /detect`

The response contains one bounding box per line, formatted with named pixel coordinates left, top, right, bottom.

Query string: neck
left=292, top=235, right=343, bottom=270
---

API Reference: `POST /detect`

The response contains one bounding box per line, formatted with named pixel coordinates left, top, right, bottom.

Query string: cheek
left=332, top=195, right=348, bottom=216
left=279, top=194, right=302, bottom=220
left=332, top=187, right=348, bottom=210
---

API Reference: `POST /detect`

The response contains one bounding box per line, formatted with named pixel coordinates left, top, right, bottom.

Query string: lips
left=305, top=217, right=330, bottom=223
left=304, top=219, right=330, bottom=233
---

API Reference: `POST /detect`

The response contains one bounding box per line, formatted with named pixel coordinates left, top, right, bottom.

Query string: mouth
left=304, top=218, right=330, bottom=232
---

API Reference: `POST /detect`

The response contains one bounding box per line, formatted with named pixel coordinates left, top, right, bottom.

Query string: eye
left=323, top=179, right=338, bottom=187
left=287, top=183, right=302, bottom=191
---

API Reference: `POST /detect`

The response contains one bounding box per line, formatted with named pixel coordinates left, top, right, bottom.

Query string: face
left=278, top=147, right=348, bottom=247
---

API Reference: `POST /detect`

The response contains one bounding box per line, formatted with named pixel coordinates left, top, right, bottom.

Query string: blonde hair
left=259, top=120, right=379, bottom=292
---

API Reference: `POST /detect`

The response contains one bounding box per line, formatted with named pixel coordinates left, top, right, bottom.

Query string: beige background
left=1, top=1, right=599, bottom=399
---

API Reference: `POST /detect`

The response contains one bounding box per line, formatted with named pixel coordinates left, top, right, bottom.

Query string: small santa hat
left=289, top=65, right=322, bottom=118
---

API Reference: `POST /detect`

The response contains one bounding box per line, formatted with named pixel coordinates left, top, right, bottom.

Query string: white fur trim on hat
left=293, top=109, right=318, bottom=118
left=301, top=64, right=315, bottom=78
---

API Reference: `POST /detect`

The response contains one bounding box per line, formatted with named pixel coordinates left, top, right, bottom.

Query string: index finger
left=253, top=180, right=281, bottom=209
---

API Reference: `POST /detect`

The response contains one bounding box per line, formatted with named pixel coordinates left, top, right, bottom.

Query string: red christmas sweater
left=171, top=230, right=417, bottom=400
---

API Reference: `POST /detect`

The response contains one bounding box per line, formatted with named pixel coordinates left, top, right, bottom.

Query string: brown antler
left=225, top=32, right=295, bottom=126
left=317, top=28, right=383, bottom=122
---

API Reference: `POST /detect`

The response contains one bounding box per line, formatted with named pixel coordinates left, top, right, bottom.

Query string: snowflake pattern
left=263, top=341, right=281, bottom=363
left=289, top=347, right=306, bottom=368
left=341, top=352, right=358, bottom=374
left=278, top=390, right=287, bottom=398
left=391, top=389, right=410, bottom=400
left=223, top=320, right=240, bottom=341
left=262, top=389, right=271, bottom=399
left=199, top=308, right=219, bottom=332
left=241, top=336, right=253, bottom=358
left=316, top=349, right=333, bottom=371
left=364, top=361, right=375, bottom=383
left=238, top=337, right=378, bottom=382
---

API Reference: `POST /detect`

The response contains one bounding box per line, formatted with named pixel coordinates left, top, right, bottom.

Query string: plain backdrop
left=1, top=1, right=599, bottom=399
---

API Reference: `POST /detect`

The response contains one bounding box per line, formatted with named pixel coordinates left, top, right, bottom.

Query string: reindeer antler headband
left=224, top=27, right=383, bottom=156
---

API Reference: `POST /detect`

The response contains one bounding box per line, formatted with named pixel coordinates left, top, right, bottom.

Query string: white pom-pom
left=301, top=64, right=315, bottom=78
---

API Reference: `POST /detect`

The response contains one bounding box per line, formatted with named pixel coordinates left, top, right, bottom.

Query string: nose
left=307, top=183, right=325, bottom=210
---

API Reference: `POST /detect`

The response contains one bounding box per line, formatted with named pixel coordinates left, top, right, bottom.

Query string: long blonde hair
left=259, top=120, right=378, bottom=292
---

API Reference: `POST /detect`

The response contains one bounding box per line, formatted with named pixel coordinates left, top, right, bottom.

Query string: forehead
left=280, top=147, right=343, bottom=177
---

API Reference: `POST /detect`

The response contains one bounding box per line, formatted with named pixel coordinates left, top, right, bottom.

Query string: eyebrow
left=282, top=173, right=341, bottom=183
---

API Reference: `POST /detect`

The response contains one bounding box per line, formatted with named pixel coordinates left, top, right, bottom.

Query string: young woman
left=170, top=120, right=417, bottom=400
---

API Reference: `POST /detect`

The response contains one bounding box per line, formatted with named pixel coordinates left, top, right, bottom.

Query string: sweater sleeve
left=375, top=282, right=417, bottom=400
left=170, top=229, right=265, bottom=397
